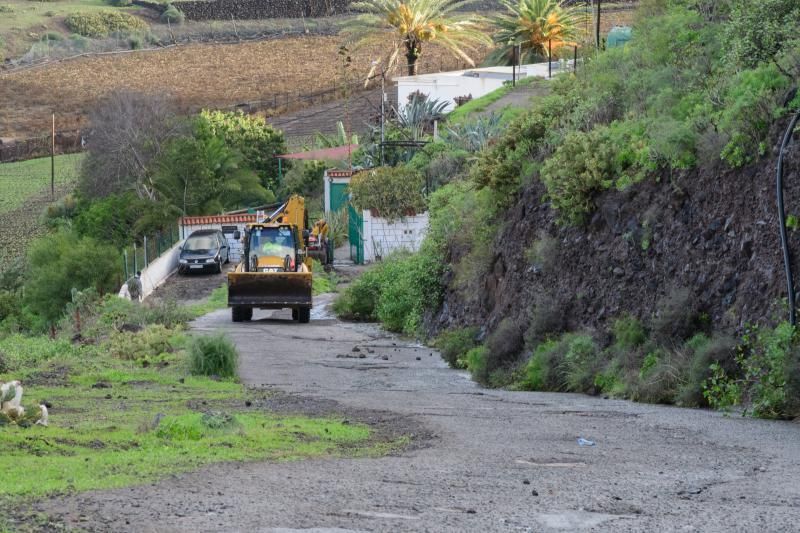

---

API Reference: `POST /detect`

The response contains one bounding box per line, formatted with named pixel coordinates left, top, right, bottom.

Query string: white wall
left=397, top=76, right=510, bottom=113
left=362, top=211, right=429, bottom=263
left=118, top=240, right=183, bottom=301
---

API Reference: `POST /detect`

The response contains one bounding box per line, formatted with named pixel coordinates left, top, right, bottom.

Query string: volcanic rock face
left=432, top=140, right=800, bottom=341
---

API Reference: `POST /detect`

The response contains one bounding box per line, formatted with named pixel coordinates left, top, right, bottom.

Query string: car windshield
left=249, top=226, right=294, bottom=259
left=184, top=235, right=218, bottom=252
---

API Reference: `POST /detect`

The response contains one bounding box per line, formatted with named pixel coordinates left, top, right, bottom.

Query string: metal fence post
left=123, top=249, right=129, bottom=280
left=143, top=236, right=148, bottom=268
left=133, top=242, right=137, bottom=273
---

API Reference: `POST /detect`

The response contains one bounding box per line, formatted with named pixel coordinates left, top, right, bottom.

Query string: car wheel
left=216, top=259, right=222, bottom=274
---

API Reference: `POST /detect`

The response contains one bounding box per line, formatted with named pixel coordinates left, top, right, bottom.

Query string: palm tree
left=347, top=0, right=490, bottom=76
left=488, top=0, right=584, bottom=65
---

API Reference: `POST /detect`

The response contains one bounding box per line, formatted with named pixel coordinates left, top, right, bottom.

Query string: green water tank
left=607, top=26, right=632, bottom=48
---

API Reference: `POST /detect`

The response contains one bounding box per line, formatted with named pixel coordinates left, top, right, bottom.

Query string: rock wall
left=432, top=124, right=800, bottom=341
left=173, top=0, right=351, bottom=21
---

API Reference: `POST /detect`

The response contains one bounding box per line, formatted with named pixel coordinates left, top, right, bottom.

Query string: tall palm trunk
left=406, top=39, right=421, bottom=76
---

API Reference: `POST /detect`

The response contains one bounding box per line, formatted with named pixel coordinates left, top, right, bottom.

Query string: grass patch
left=446, top=76, right=538, bottom=124
left=0, top=154, right=83, bottom=214
left=0, top=336, right=373, bottom=500
left=312, top=259, right=338, bottom=295
left=186, top=284, right=228, bottom=317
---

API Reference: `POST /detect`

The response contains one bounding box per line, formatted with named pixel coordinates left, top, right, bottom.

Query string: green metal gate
left=330, top=182, right=350, bottom=213
left=347, top=203, right=364, bottom=264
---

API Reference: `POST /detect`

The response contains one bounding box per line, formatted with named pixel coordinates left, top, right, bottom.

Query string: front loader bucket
left=227, top=272, right=312, bottom=308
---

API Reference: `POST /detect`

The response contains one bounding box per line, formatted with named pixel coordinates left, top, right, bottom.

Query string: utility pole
left=548, top=40, right=552, bottom=78
left=595, top=0, right=602, bottom=49
left=380, top=64, right=386, bottom=166
left=51, top=114, right=55, bottom=199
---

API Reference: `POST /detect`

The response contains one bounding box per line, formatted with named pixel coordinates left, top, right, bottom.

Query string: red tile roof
left=180, top=214, right=258, bottom=225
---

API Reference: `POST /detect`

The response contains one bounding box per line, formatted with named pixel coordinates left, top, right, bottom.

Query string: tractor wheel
left=292, top=309, right=299, bottom=321
left=242, top=307, right=253, bottom=321
left=298, top=307, right=311, bottom=324
left=232, top=306, right=243, bottom=322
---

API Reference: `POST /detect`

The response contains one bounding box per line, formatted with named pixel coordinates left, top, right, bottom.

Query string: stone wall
left=173, top=0, right=351, bottom=21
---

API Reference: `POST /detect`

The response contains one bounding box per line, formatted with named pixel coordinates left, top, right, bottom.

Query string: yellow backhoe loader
left=227, top=195, right=313, bottom=323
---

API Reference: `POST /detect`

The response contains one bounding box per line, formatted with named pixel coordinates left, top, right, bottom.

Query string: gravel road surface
left=34, top=295, right=800, bottom=532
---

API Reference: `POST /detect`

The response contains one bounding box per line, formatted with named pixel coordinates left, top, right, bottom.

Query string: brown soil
left=0, top=35, right=479, bottom=139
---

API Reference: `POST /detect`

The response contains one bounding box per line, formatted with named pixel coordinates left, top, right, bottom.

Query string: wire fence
left=121, top=223, right=182, bottom=280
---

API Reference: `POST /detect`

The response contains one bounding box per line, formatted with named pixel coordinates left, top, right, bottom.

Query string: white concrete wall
left=397, top=76, right=510, bottom=113
left=118, top=240, right=183, bottom=301
left=362, top=211, right=429, bottom=263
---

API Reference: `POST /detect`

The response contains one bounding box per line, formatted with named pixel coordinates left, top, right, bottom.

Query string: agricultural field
left=0, top=154, right=82, bottom=262
left=0, top=35, right=477, bottom=139
left=0, top=2, right=634, bottom=140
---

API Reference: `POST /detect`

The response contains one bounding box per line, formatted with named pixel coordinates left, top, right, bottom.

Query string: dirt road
left=36, top=294, right=800, bottom=532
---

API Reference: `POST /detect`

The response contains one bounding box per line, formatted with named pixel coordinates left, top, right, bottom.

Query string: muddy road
left=36, top=294, right=800, bottom=532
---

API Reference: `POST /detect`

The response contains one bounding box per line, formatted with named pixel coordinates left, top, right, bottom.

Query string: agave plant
left=488, top=0, right=585, bottom=65
left=445, top=112, right=504, bottom=152
left=396, top=94, right=449, bottom=140
left=347, top=0, right=491, bottom=76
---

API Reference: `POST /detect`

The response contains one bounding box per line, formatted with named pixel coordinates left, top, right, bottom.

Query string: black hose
left=777, top=111, right=799, bottom=325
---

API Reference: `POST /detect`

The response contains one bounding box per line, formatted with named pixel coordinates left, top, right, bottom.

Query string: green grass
left=446, top=76, right=539, bottom=124
left=312, top=259, right=338, bottom=295
left=0, top=154, right=83, bottom=214
left=0, top=0, right=137, bottom=40
left=186, top=284, right=229, bottom=317
left=0, top=331, right=375, bottom=500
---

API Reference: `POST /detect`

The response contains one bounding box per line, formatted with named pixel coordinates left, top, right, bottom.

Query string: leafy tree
left=73, top=193, right=180, bottom=248
left=155, top=133, right=273, bottom=215
left=24, top=230, right=121, bottom=324
left=347, top=0, right=490, bottom=75
left=488, top=0, right=584, bottom=65
left=349, top=166, right=426, bottom=221
left=196, top=110, right=287, bottom=193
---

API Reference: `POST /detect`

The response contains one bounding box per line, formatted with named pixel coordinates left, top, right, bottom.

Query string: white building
left=395, top=62, right=565, bottom=112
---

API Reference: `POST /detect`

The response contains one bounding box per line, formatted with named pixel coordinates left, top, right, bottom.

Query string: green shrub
left=432, top=327, right=479, bottom=368
left=524, top=235, right=559, bottom=274
left=349, top=167, right=426, bottom=222
left=188, top=334, right=238, bottom=378
left=160, top=5, right=185, bottom=24
left=562, top=334, right=601, bottom=393
left=375, top=253, right=441, bottom=334
left=65, top=11, right=148, bottom=37
left=704, top=322, right=800, bottom=418
left=718, top=64, right=790, bottom=167
left=465, top=346, right=488, bottom=380
left=628, top=348, right=682, bottom=404
left=478, top=318, right=524, bottom=383
left=0, top=334, right=82, bottom=373
left=332, top=267, right=383, bottom=321
left=106, top=325, right=176, bottom=365
left=676, top=333, right=736, bottom=407
left=724, top=0, right=800, bottom=69
left=523, top=339, right=563, bottom=391
left=524, top=292, right=566, bottom=344
left=0, top=5, right=13, bottom=13
left=40, top=31, right=63, bottom=42
left=24, top=229, right=121, bottom=325
left=613, top=315, right=647, bottom=350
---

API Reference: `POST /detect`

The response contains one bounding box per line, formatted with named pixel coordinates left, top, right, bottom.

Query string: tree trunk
left=406, top=40, right=421, bottom=76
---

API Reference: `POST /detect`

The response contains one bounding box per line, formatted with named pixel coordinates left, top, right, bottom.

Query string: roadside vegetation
left=334, top=0, right=800, bottom=419
left=0, top=288, right=374, bottom=503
